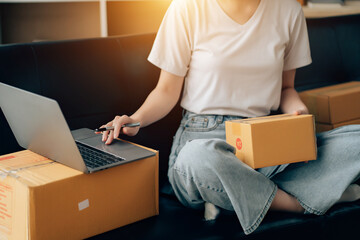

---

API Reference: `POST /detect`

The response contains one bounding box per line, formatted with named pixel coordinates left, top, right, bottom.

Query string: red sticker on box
left=236, top=138, right=242, bottom=150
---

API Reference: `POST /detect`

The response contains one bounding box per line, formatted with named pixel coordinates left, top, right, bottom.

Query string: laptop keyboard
left=76, top=141, right=125, bottom=169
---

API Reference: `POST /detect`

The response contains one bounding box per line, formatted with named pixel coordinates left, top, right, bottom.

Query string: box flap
left=229, top=114, right=311, bottom=124
left=0, top=150, right=82, bottom=187
left=300, top=81, right=360, bottom=96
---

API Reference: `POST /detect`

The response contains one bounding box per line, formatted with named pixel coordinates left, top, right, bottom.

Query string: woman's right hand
left=97, top=115, right=140, bottom=145
left=97, top=70, right=184, bottom=145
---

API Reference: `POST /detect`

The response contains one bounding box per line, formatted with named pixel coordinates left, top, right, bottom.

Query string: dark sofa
left=1, top=14, right=360, bottom=240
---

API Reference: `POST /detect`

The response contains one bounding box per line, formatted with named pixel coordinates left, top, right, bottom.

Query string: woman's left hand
left=293, top=107, right=309, bottom=115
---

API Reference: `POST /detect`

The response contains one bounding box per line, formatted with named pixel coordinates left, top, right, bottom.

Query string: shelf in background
left=0, top=0, right=171, bottom=44
left=0, top=0, right=98, bottom=2
left=303, top=1, right=360, bottom=18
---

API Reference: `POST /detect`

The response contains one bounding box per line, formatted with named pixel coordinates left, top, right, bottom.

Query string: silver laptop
left=0, top=82, right=156, bottom=173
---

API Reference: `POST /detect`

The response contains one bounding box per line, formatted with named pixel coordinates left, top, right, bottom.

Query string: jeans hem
left=280, top=188, right=326, bottom=215
left=243, top=184, right=278, bottom=235
left=297, top=198, right=326, bottom=215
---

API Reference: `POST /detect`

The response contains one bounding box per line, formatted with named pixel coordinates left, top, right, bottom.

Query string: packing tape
left=0, top=170, right=18, bottom=180
left=0, top=161, right=55, bottom=179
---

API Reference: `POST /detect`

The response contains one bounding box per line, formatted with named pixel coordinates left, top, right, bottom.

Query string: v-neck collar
left=214, top=0, right=265, bottom=28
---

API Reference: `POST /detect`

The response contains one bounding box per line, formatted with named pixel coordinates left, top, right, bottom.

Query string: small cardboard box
left=225, top=114, right=317, bottom=169
left=316, top=118, right=360, bottom=133
left=0, top=148, right=158, bottom=240
left=299, top=81, right=360, bottom=124
left=296, top=0, right=306, bottom=6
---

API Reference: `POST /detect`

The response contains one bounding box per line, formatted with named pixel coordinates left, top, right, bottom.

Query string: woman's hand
left=293, top=107, right=309, bottom=115
left=97, top=115, right=140, bottom=145
left=97, top=69, right=184, bottom=145
left=280, top=69, right=309, bottom=116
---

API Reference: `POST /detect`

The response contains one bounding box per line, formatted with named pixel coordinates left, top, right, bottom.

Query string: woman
left=99, top=0, right=360, bottom=234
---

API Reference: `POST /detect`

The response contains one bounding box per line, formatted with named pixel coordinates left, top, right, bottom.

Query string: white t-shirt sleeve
left=147, top=0, right=192, bottom=77
left=283, top=8, right=312, bottom=71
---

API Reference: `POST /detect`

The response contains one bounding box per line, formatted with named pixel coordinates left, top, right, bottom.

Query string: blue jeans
left=168, top=111, right=360, bottom=235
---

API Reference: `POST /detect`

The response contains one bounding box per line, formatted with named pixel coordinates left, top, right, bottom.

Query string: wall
left=107, top=0, right=171, bottom=36
left=0, top=2, right=101, bottom=44
left=0, top=1, right=171, bottom=44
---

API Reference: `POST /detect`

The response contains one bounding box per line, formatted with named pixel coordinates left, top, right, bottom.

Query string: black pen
left=95, top=122, right=140, bottom=132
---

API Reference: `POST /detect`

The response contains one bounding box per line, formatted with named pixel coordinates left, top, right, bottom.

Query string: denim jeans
left=168, top=111, right=360, bottom=235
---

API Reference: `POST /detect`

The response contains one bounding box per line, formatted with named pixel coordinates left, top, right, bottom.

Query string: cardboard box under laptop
left=0, top=148, right=159, bottom=240
left=225, top=114, right=317, bottom=169
left=299, top=81, right=360, bottom=124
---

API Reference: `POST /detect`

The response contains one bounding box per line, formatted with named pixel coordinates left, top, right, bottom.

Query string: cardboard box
left=296, top=0, right=306, bottom=5
left=316, top=118, right=360, bottom=133
left=299, top=81, right=360, bottom=124
left=225, top=114, right=317, bottom=169
left=0, top=148, right=158, bottom=240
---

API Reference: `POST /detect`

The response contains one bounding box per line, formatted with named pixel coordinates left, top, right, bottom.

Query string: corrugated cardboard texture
left=299, top=81, right=360, bottom=124
left=226, top=114, right=317, bottom=169
left=0, top=149, right=158, bottom=240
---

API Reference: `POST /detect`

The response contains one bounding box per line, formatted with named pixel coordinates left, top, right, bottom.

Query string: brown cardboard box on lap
left=0, top=147, right=158, bottom=240
left=225, top=114, right=317, bottom=169
left=299, top=81, right=360, bottom=131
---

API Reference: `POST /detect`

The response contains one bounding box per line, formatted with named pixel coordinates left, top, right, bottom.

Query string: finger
left=102, top=123, right=112, bottom=142
left=105, top=129, right=114, bottom=145
left=102, top=130, right=109, bottom=142
left=294, top=108, right=309, bottom=115
left=113, top=116, right=123, bottom=139
left=122, top=127, right=129, bottom=135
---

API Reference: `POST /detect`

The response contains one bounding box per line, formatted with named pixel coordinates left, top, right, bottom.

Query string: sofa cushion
left=295, top=14, right=360, bottom=92
left=333, top=15, right=360, bottom=82
left=32, top=38, right=134, bottom=128
left=0, top=44, right=41, bottom=155
left=87, top=194, right=360, bottom=240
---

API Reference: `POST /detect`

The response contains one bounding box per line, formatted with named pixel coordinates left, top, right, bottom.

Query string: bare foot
left=204, top=202, right=220, bottom=220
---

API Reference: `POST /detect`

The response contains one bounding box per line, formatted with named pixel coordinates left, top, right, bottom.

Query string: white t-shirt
left=148, top=0, right=312, bottom=117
